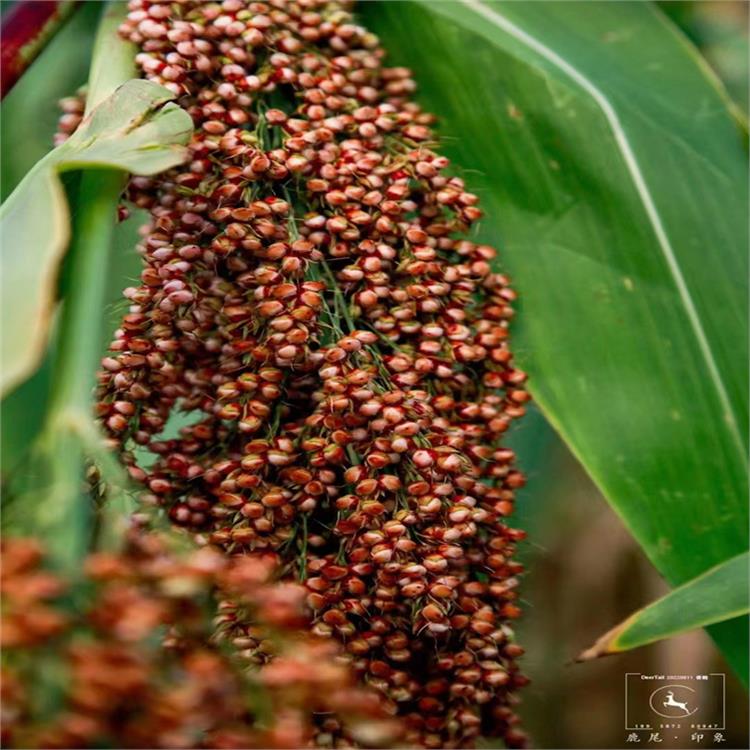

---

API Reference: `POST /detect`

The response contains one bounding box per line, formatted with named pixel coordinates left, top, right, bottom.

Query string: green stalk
left=83, top=2, right=136, bottom=116
left=40, top=170, right=125, bottom=570
left=31, top=2, right=136, bottom=572
left=319, top=258, right=356, bottom=332
left=48, top=171, right=124, bottom=414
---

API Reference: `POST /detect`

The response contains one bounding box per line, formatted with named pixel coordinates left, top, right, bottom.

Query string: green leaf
left=578, top=552, right=749, bottom=661
left=1, top=3, right=142, bottom=481
left=362, top=1, right=748, bottom=677
left=1, top=4, right=162, bottom=571
left=0, top=78, right=192, bottom=397
left=63, top=82, right=191, bottom=172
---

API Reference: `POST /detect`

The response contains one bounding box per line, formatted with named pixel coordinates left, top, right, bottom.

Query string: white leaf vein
left=460, top=0, right=745, bottom=457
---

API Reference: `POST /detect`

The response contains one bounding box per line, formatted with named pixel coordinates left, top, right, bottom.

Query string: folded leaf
left=65, top=81, right=191, bottom=173
left=0, top=79, right=192, bottom=396
left=578, top=552, right=749, bottom=661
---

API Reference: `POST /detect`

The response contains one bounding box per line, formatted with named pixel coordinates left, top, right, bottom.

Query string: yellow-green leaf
left=0, top=79, right=192, bottom=396
left=578, top=552, right=749, bottom=665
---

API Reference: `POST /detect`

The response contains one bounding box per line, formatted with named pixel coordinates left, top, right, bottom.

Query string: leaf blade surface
left=362, top=0, right=748, bottom=676
left=0, top=79, right=192, bottom=396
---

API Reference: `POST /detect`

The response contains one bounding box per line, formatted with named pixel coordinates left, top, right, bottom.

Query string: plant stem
left=39, top=170, right=125, bottom=572
left=49, top=171, right=124, bottom=415
left=31, top=2, right=135, bottom=572
left=0, top=1, right=80, bottom=99
left=298, top=514, right=308, bottom=580
left=319, top=259, right=356, bottom=332
left=84, top=2, right=136, bottom=114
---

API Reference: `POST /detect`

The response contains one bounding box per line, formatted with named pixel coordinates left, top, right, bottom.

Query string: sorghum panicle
left=1, top=529, right=397, bottom=748
left=96, top=1, right=530, bottom=747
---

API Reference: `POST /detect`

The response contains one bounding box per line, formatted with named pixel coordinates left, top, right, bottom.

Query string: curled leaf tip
left=575, top=622, right=627, bottom=663
left=576, top=552, right=749, bottom=668
left=0, top=77, right=193, bottom=396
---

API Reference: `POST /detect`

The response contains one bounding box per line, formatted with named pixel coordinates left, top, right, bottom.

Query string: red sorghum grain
left=96, top=1, right=530, bottom=746
left=1, top=527, right=399, bottom=748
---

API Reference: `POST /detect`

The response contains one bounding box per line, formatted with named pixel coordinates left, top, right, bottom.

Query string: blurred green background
left=1, top=1, right=747, bottom=747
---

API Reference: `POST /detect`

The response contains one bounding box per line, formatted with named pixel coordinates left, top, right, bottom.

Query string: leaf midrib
left=443, top=0, right=746, bottom=459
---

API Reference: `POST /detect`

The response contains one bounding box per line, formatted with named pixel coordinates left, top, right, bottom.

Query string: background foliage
left=363, top=0, right=749, bottom=685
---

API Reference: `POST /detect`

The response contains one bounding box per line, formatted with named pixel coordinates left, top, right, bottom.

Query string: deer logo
left=663, top=691, right=690, bottom=715
left=649, top=685, right=698, bottom=718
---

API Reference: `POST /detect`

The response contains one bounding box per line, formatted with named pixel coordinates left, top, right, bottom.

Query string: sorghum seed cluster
left=97, top=1, right=530, bottom=747
left=53, top=92, right=85, bottom=146
left=1, top=528, right=397, bottom=749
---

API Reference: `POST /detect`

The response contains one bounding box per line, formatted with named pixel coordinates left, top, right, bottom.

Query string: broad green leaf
left=0, top=79, right=192, bottom=396
left=578, top=551, right=749, bottom=660
left=0, top=3, right=104, bottom=479
left=0, top=2, right=140, bottom=479
left=363, top=1, right=748, bottom=678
